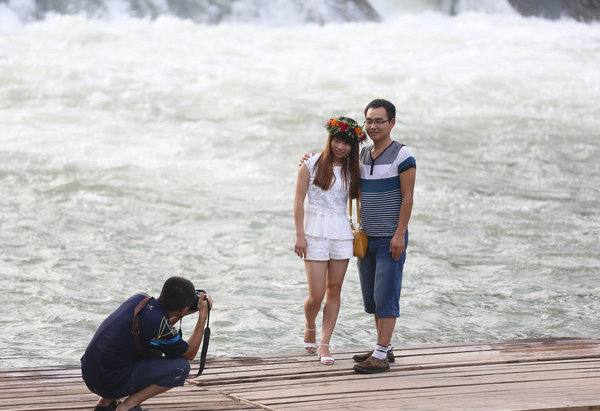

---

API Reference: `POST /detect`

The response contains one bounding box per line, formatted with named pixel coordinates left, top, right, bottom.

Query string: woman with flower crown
left=294, top=117, right=366, bottom=365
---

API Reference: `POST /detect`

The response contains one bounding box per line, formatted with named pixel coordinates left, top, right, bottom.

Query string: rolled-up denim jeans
left=357, top=231, right=408, bottom=318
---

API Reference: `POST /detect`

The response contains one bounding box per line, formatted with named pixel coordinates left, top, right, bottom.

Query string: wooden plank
left=0, top=374, right=257, bottom=411
left=192, top=338, right=600, bottom=411
left=227, top=364, right=599, bottom=398
left=192, top=340, right=600, bottom=388
left=0, top=338, right=598, bottom=411
left=223, top=375, right=600, bottom=410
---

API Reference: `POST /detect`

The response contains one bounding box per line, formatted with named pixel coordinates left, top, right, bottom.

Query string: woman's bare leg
left=304, top=260, right=328, bottom=351
left=319, top=258, right=349, bottom=359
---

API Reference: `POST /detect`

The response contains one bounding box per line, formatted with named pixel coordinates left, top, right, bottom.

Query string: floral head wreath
left=325, top=118, right=367, bottom=143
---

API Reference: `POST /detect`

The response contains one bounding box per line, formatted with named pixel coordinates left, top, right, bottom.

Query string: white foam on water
left=0, top=4, right=599, bottom=367
left=0, top=0, right=524, bottom=26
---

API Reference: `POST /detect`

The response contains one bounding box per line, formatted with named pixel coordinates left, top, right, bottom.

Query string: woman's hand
left=295, top=236, right=307, bottom=259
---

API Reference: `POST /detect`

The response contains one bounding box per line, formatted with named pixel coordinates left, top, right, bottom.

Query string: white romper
left=303, top=153, right=354, bottom=261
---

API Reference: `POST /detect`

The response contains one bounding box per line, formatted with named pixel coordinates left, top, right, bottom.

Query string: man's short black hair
left=159, top=276, right=195, bottom=312
left=364, top=98, right=396, bottom=120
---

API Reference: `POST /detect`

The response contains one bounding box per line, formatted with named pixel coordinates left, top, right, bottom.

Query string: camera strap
left=193, top=302, right=211, bottom=377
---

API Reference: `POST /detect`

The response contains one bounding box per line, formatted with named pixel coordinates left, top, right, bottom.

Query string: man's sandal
left=304, top=325, right=317, bottom=354
left=317, top=344, right=335, bottom=365
left=94, top=399, right=120, bottom=411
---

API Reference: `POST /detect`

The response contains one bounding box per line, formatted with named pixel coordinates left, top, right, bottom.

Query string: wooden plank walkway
left=0, top=337, right=599, bottom=410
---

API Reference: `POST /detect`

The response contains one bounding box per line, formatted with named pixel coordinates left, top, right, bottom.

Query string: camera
left=188, top=289, right=207, bottom=311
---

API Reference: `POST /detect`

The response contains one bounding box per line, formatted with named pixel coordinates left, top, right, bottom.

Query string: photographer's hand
left=182, top=292, right=213, bottom=361
left=197, top=291, right=212, bottom=318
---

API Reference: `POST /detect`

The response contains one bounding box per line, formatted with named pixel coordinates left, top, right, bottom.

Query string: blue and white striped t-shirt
left=359, top=141, right=416, bottom=237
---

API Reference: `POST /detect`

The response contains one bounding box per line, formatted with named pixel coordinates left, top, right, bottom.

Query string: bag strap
left=132, top=296, right=152, bottom=357
left=348, top=196, right=361, bottom=224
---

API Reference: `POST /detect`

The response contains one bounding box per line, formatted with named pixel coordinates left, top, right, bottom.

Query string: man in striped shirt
left=352, top=99, right=416, bottom=374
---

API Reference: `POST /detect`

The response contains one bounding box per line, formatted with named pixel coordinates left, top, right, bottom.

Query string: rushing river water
left=0, top=0, right=599, bottom=368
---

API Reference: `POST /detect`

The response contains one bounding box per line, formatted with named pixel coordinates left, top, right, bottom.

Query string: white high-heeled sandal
left=318, top=343, right=335, bottom=365
left=304, top=325, right=317, bottom=354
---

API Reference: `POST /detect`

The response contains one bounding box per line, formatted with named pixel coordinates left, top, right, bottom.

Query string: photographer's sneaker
left=353, top=355, right=390, bottom=374
left=352, top=349, right=395, bottom=363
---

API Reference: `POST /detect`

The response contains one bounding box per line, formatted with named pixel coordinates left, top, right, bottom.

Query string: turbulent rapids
left=0, top=0, right=598, bottom=369
left=1, top=0, right=599, bottom=24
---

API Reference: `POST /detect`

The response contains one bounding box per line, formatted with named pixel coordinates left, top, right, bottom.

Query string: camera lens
left=188, top=289, right=207, bottom=311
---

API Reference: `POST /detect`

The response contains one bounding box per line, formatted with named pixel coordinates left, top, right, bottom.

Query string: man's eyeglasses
left=364, top=119, right=391, bottom=127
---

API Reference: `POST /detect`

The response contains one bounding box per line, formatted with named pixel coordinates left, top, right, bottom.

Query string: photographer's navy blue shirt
left=81, top=293, right=188, bottom=394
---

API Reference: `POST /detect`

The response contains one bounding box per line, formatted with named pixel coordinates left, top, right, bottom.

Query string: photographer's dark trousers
left=82, top=356, right=190, bottom=399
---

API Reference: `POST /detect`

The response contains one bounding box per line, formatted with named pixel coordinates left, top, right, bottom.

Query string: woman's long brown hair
left=312, top=118, right=361, bottom=199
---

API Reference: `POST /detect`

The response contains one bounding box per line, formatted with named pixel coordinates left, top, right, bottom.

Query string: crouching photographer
left=81, top=276, right=213, bottom=411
